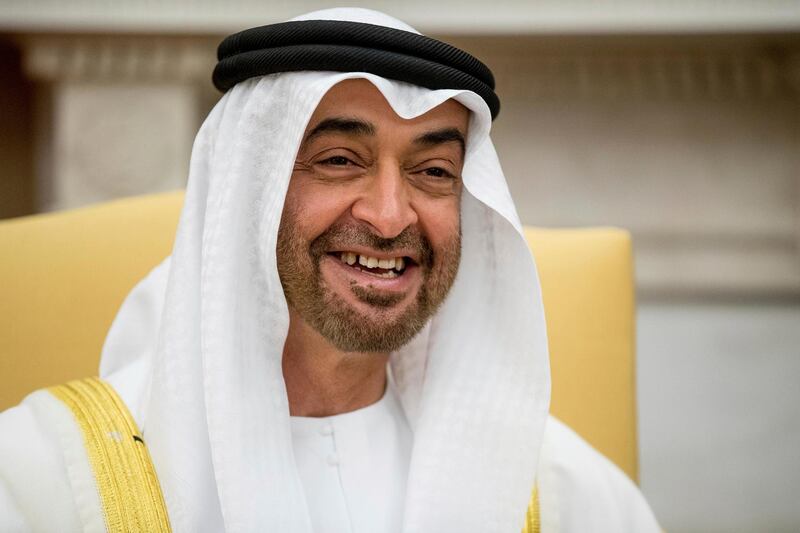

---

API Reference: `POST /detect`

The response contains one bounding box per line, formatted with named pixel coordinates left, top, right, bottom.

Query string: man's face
left=277, top=79, right=469, bottom=353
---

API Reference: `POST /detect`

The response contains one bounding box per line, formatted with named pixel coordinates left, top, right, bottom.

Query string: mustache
left=309, top=222, right=434, bottom=269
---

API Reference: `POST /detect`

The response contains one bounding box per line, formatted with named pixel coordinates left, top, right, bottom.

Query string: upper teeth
left=340, top=252, right=406, bottom=271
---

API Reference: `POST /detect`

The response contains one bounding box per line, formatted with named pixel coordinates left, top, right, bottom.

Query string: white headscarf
left=100, top=8, right=550, bottom=533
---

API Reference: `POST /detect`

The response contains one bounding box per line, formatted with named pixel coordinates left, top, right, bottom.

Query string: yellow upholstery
left=0, top=192, right=638, bottom=482
left=525, top=227, right=638, bottom=482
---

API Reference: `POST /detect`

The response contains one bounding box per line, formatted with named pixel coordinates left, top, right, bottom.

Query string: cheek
left=415, top=196, right=462, bottom=256
left=284, top=178, right=354, bottom=240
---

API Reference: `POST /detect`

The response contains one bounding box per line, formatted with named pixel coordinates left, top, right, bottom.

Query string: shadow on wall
left=0, top=38, right=34, bottom=219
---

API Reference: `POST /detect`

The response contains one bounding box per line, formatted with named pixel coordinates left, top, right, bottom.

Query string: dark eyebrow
left=413, top=127, right=466, bottom=156
left=303, top=117, right=376, bottom=144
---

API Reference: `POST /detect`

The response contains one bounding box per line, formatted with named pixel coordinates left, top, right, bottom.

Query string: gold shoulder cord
left=522, top=485, right=540, bottom=533
left=49, top=377, right=171, bottom=533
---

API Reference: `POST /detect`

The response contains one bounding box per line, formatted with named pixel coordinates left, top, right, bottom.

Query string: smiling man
left=274, top=79, right=471, bottom=531
left=0, top=8, right=660, bottom=533
left=279, top=80, right=467, bottom=421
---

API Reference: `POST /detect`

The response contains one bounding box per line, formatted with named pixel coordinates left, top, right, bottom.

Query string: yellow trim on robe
left=523, top=485, right=540, bottom=533
left=49, top=377, right=171, bottom=533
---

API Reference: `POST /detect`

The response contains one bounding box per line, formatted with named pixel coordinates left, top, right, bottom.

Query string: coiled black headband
left=213, top=20, right=500, bottom=120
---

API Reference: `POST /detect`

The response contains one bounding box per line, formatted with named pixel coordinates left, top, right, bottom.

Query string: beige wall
left=453, top=34, right=800, bottom=298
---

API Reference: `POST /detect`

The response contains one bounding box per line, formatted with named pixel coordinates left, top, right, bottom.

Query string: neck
left=282, top=309, right=389, bottom=417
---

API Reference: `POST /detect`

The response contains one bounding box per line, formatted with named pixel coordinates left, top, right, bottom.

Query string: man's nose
left=350, top=164, right=418, bottom=239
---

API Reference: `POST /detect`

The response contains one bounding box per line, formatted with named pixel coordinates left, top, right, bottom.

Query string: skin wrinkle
left=304, top=116, right=465, bottom=159
left=304, top=117, right=377, bottom=145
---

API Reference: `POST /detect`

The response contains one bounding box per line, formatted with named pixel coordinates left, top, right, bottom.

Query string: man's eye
left=423, top=167, right=453, bottom=179
left=321, top=156, right=353, bottom=166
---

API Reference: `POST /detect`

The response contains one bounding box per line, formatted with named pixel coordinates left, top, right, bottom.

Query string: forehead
left=306, top=78, right=470, bottom=134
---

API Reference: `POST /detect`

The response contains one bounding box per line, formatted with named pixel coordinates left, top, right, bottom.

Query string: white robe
left=0, top=371, right=659, bottom=532
left=290, top=377, right=412, bottom=533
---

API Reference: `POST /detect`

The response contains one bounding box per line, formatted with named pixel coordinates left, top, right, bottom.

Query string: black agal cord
left=213, top=20, right=500, bottom=120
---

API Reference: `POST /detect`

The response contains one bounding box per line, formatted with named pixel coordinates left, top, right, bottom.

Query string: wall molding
left=2, top=1, right=800, bottom=34
left=12, top=32, right=800, bottom=298
left=21, top=36, right=215, bottom=83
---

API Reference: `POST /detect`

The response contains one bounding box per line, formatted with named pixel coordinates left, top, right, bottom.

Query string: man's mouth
left=328, top=252, right=411, bottom=279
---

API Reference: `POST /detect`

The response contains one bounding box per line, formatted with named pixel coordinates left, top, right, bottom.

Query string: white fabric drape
left=99, top=8, right=550, bottom=533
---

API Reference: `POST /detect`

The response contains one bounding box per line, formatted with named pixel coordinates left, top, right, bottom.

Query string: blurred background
left=1, top=1, right=798, bottom=531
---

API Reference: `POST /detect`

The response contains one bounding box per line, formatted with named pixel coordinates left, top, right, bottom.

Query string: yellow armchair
left=0, top=192, right=638, bottom=482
